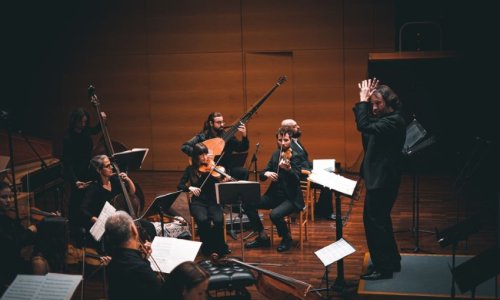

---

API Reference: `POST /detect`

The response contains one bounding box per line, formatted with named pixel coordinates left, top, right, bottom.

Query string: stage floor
left=358, top=253, right=498, bottom=299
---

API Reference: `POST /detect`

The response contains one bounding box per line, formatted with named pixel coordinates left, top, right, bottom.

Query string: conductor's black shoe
left=245, top=237, right=271, bottom=249
left=360, top=271, right=393, bottom=280
left=277, top=238, right=292, bottom=252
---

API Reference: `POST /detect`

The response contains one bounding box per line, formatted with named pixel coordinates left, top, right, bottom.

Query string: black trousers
left=243, top=194, right=297, bottom=238
left=363, top=187, right=401, bottom=273
left=190, top=200, right=227, bottom=255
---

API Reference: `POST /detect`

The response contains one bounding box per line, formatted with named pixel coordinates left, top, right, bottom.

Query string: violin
left=198, top=159, right=236, bottom=181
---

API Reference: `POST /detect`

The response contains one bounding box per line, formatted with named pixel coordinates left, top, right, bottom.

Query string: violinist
left=62, top=107, right=106, bottom=244
left=0, top=182, right=50, bottom=296
left=177, top=143, right=231, bottom=257
left=80, top=155, right=156, bottom=246
left=181, top=112, right=249, bottom=180
left=244, top=127, right=306, bottom=252
left=103, top=211, right=163, bottom=300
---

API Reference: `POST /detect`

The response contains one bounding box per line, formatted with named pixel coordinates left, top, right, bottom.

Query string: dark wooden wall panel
left=242, top=0, right=344, bottom=51
left=148, top=52, right=244, bottom=170
left=7, top=0, right=399, bottom=171
left=147, top=1, right=243, bottom=53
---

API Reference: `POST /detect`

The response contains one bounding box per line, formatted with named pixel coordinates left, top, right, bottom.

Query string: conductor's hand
left=264, top=171, right=279, bottom=182
left=358, top=78, right=379, bottom=102
left=189, top=186, right=201, bottom=197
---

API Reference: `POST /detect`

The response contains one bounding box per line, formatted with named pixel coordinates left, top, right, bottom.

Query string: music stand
left=112, top=148, right=148, bottom=172
left=140, top=191, right=181, bottom=237
left=215, top=181, right=260, bottom=261
left=400, top=117, right=436, bottom=253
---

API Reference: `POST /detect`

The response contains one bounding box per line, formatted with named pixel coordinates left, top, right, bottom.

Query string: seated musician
left=0, top=182, right=50, bottom=295
left=103, top=211, right=163, bottom=300
left=178, top=143, right=231, bottom=257
left=80, top=155, right=156, bottom=246
left=244, top=127, right=306, bottom=252
left=181, top=112, right=249, bottom=180
left=163, top=261, right=210, bottom=300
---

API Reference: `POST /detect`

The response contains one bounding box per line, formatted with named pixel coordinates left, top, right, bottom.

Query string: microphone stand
left=247, top=143, right=260, bottom=181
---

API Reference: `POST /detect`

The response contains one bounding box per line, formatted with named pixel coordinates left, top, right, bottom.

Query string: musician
left=355, top=78, right=406, bottom=280
left=178, top=143, right=230, bottom=257
left=80, top=155, right=156, bottom=243
left=244, top=127, right=306, bottom=252
left=62, top=107, right=106, bottom=243
left=103, top=211, right=163, bottom=300
left=181, top=112, right=249, bottom=180
left=0, top=182, right=49, bottom=295
left=281, top=119, right=335, bottom=220
left=163, top=261, right=210, bottom=300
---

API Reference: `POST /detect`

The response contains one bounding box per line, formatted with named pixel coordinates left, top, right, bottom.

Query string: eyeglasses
left=103, top=164, right=112, bottom=169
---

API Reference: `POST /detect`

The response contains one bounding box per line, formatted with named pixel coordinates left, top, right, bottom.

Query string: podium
left=215, top=181, right=260, bottom=261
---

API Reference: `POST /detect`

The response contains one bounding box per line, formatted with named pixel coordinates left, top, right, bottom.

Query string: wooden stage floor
left=70, top=171, right=497, bottom=300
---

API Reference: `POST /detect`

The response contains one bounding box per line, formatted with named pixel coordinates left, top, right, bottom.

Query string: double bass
left=88, top=85, right=141, bottom=218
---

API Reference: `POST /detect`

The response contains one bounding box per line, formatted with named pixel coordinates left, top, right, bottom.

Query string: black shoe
left=364, top=262, right=401, bottom=275
left=277, top=238, right=292, bottom=252
left=245, top=237, right=271, bottom=249
left=360, top=270, right=393, bottom=280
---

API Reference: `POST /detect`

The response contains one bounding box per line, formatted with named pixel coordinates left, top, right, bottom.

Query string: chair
left=300, top=169, right=320, bottom=221
left=187, top=192, right=227, bottom=243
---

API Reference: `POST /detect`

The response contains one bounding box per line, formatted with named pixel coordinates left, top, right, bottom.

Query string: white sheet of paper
left=1, top=273, right=82, bottom=300
left=308, top=170, right=357, bottom=196
left=34, top=273, right=82, bottom=300
left=314, top=238, right=356, bottom=267
left=1, top=275, right=44, bottom=300
left=90, top=201, right=116, bottom=241
left=149, top=236, right=202, bottom=273
left=313, top=159, right=336, bottom=173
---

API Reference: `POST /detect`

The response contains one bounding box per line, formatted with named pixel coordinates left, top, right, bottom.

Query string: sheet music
left=1, top=275, right=44, bottom=300
left=308, top=170, right=357, bottom=196
left=90, top=201, right=116, bottom=241
left=313, top=159, right=336, bottom=173
left=314, top=238, right=355, bottom=267
left=1, top=273, right=82, bottom=300
left=149, top=236, right=201, bottom=273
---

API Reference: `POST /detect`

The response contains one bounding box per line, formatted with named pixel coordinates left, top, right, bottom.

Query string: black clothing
left=178, top=166, right=228, bottom=256
left=62, top=125, right=100, bottom=235
left=354, top=101, right=406, bottom=274
left=0, top=215, right=35, bottom=295
left=291, top=138, right=312, bottom=172
left=80, top=176, right=123, bottom=231
left=181, top=132, right=249, bottom=178
left=243, top=149, right=305, bottom=238
left=107, top=248, right=162, bottom=300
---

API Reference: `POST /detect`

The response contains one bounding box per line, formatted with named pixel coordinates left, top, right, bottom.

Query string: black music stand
left=112, top=148, right=148, bottom=172
left=140, top=191, right=181, bottom=237
left=215, top=181, right=260, bottom=261
left=399, top=117, right=436, bottom=253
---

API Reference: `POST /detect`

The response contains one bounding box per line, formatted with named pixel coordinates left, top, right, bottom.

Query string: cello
left=212, top=254, right=323, bottom=300
left=88, top=85, right=141, bottom=219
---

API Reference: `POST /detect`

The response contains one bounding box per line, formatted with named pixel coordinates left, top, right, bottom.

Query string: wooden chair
left=301, top=169, right=319, bottom=221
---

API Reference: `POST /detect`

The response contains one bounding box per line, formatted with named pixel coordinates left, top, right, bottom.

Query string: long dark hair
left=373, top=85, right=402, bottom=111
left=202, top=112, right=222, bottom=135
left=163, top=261, right=209, bottom=300
left=68, top=107, right=90, bottom=133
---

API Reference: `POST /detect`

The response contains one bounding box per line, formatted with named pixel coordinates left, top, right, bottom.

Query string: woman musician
left=80, top=155, right=156, bottom=248
left=177, top=143, right=231, bottom=257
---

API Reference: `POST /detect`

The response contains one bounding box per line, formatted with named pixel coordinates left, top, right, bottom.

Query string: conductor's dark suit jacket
left=353, top=102, right=406, bottom=190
